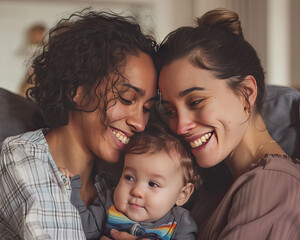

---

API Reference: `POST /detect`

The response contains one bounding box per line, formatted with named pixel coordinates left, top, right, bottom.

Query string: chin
left=99, top=150, right=121, bottom=164
left=196, top=157, right=221, bottom=168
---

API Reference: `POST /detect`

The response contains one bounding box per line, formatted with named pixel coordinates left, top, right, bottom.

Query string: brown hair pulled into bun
left=197, top=8, right=244, bottom=39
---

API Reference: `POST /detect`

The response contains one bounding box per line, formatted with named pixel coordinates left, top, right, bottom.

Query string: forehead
left=158, top=58, right=226, bottom=99
left=121, top=52, right=157, bottom=96
left=124, top=150, right=181, bottom=174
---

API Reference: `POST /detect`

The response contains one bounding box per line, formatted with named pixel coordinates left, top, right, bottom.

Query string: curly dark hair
left=27, top=9, right=157, bottom=128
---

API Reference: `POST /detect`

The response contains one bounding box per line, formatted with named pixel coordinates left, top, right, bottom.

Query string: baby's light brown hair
left=123, top=119, right=201, bottom=188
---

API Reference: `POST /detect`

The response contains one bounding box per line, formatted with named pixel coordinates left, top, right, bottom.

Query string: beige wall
left=0, top=0, right=299, bottom=94
left=0, top=0, right=193, bottom=94
left=193, top=0, right=300, bottom=88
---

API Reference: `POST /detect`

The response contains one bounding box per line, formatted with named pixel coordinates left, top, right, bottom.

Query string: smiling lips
left=129, top=202, right=143, bottom=209
left=112, top=129, right=130, bottom=144
left=189, top=132, right=212, bottom=148
left=112, top=127, right=212, bottom=148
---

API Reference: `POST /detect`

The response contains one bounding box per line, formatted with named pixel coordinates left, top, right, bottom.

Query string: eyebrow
left=179, top=87, right=205, bottom=97
left=123, top=166, right=136, bottom=173
left=150, top=173, right=166, bottom=182
left=147, top=96, right=159, bottom=102
left=123, top=83, right=145, bottom=96
left=161, top=87, right=205, bottom=105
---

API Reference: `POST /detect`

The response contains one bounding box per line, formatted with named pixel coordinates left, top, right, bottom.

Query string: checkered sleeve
left=0, top=139, right=52, bottom=239
left=0, top=130, right=86, bottom=239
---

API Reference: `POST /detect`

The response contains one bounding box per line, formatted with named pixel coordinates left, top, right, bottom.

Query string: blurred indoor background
left=0, top=0, right=299, bottom=95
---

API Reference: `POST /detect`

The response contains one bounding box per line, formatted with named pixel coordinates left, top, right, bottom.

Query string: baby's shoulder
left=171, top=206, right=195, bottom=224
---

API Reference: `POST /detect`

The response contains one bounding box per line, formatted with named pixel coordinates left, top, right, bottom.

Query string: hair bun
left=196, top=8, right=244, bottom=39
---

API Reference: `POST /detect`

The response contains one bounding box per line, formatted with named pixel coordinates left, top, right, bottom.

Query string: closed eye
left=119, top=96, right=132, bottom=105
left=143, top=106, right=151, bottom=113
left=162, top=105, right=177, bottom=118
left=164, top=109, right=176, bottom=117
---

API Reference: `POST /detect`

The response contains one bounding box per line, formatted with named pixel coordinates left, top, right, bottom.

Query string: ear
left=242, top=75, right=257, bottom=109
left=175, top=183, right=194, bottom=206
left=72, top=86, right=85, bottom=106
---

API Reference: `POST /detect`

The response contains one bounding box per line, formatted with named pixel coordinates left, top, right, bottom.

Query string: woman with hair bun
left=156, top=8, right=300, bottom=240
left=0, top=9, right=157, bottom=239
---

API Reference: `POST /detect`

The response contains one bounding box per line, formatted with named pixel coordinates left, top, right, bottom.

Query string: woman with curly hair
left=0, top=10, right=157, bottom=239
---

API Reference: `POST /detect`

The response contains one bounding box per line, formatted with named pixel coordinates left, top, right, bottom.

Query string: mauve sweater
left=193, top=154, right=300, bottom=240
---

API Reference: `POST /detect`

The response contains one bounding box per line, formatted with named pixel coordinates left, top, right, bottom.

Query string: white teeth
left=189, top=133, right=212, bottom=148
left=112, top=130, right=129, bottom=144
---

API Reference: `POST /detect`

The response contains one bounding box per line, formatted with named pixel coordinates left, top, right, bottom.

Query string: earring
left=244, top=106, right=251, bottom=114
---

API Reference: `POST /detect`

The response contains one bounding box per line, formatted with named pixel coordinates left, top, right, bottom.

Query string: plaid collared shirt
left=0, top=129, right=86, bottom=239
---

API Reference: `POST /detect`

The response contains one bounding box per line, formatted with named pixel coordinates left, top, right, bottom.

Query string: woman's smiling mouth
left=189, top=132, right=213, bottom=148
left=111, top=127, right=130, bottom=144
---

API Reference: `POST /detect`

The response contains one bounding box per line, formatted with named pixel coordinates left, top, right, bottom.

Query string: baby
left=66, top=121, right=200, bottom=240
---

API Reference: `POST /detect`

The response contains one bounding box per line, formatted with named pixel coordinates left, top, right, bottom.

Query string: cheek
left=196, top=107, right=216, bottom=123
left=144, top=112, right=150, bottom=125
left=106, top=102, right=126, bottom=122
left=113, top=183, right=127, bottom=206
left=147, top=191, right=165, bottom=211
left=168, top=118, right=178, bottom=133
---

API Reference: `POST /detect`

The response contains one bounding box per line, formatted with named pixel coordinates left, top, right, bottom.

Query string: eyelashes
left=190, top=99, right=204, bottom=106
left=119, top=96, right=132, bottom=105
left=119, top=96, right=151, bottom=113
left=124, top=175, right=160, bottom=188
left=163, top=98, right=205, bottom=118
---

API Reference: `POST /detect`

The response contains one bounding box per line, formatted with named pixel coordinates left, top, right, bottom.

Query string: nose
left=130, top=183, right=145, bottom=199
left=174, top=110, right=196, bottom=136
left=126, top=107, right=147, bottom=133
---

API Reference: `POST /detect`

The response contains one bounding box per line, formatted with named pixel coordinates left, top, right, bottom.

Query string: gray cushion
left=262, top=85, right=300, bottom=159
left=0, top=88, right=45, bottom=144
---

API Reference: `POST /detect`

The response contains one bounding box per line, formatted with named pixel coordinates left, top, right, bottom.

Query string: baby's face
left=113, top=151, right=185, bottom=222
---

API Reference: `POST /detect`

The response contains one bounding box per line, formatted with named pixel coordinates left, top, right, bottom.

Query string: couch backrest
left=262, top=85, right=300, bottom=159
left=0, top=88, right=45, bottom=145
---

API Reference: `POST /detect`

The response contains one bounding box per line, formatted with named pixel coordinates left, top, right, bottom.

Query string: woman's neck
left=46, top=124, right=98, bottom=205
left=225, top=114, right=286, bottom=178
left=45, top=124, right=94, bottom=187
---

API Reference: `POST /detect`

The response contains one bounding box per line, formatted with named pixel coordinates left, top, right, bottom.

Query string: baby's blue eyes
left=125, top=175, right=134, bottom=181
left=124, top=175, right=159, bottom=188
left=149, top=181, right=159, bottom=188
